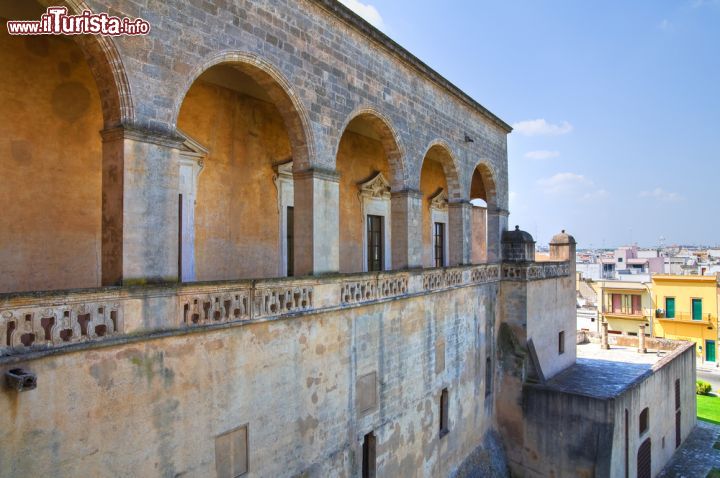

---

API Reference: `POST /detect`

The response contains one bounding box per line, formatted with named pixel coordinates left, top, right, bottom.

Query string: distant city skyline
left=339, top=0, right=720, bottom=248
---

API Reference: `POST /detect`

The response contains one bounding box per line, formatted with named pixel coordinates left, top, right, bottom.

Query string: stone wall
left=520, top=342, right=696, bottom=478
left=0, top=27, right=103, bottom=293
left=0, top=281, right=501, bottom=478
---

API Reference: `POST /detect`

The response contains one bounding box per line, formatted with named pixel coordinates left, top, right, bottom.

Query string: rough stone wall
left=84, top=0, right=510, bottom=204
left=337, top=131, right=391, bottom=273
left=0, top=28, right=103, bottom=293
left=0, top=284, right=501, bottom=478
left=608, top=345, right=696, bottom=478
left=177, top=80, right=291, bottom=280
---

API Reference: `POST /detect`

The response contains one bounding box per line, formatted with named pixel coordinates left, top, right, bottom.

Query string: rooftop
left=540, top=342, right=689, bottom=399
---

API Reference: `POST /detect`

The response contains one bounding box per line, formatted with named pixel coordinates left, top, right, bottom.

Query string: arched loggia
left=176, top=56, right=312, bottom=281
left=0, top=0, right=130, bottom=293
left=335, top=109, right=404, bottom=273
left=469, top=161, right=499, bottom=263
left=419, top=142, right=462, bottom=268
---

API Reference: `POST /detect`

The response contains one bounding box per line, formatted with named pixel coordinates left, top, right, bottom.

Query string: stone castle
left=0, top=1, right=695, bottom=477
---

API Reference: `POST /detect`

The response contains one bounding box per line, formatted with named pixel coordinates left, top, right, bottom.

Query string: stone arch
left=469, top=160, right=499, bottom=209
left=421, top=140, right=462, bottom=201
left=336, top=106, right=406, bottom=190
left=172, top=51, right=313, bottom=171
left=50, top=0, right=134, bottom=127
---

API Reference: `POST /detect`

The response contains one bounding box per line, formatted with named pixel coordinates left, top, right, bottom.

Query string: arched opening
left=469, top=162, right=498, bottom=264
left=177, top=60, right=309, bottom=281
left=419, top=144, right=460, bottom=268
left=336, top=112, right=402, bottom=273
left=0, top=1, right=120, bottom=293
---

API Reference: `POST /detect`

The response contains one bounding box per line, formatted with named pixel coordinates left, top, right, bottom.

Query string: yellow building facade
left=652, top=275, right=719, bottom=365
left=597, top=280, right=653, bottom=336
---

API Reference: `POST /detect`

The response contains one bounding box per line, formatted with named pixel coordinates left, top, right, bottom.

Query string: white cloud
left=639, top=188, right=684, bottom=202
left=512, top=119, right=574, bottom=136
left=537, top=172, right=607, bottom=201
left=524, top=150, right=560, bottom=160
left=338, top=0, right=385, bottom=29
left=537, top=173, right=591, bottom=194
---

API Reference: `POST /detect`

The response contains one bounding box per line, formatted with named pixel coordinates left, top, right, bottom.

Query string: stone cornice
left=101, top=125, right=185, bottom=149
left=310, top=0, right=513, bottom=134
left=293, top=167, right=341, bottom=182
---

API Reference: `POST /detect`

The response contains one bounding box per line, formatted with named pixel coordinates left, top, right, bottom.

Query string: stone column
left=293, top=168, right=340, bottom=276
left=638, top=324, right=647, bottom=353
left=391, top=189, right=423, bottom=269
left=601, top=321, right=610, bottom=350
left=101, top=126, right=182, bottom=286
left=448, top=201, right=472, bottom=266
left=486, top=207, right=508, bottom=263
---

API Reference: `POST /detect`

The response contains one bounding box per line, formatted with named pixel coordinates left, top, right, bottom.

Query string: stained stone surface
left=658, top=421, right=720, bottom=478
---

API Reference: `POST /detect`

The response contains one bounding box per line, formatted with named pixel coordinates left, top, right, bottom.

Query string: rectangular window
left=215, top=425, right=249, bottom=478
left=485, top=356, right=492, bottom=398
left=286, top=206, right=294, bottom=277
left=362, top=432, right=376, bottom=478
left=692, top=298, right=702, bottom=321
left=665, top=298, right=675, bottom=319
left=440, top=388, right=449, bottom=437
left=434, top=222, right=445, bottom=268
left=639, top=407, right=649, bottom=436
left=367, top=215, right=384, bottom=272
left=612, top=294, right=622, bottom=313
left=558, top=331, right=565, bottom=355
left=675, top=379, right=680, bottom=411
left=632, top=295, right=642, bottom=315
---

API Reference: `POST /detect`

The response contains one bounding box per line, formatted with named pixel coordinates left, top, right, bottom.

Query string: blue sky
left=339, top=0, right=720, bottom=248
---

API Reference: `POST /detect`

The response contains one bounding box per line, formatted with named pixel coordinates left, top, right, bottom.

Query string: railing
left=656, top=312, right=715, bottom=323
left=0, top=261, right=568, bottom=357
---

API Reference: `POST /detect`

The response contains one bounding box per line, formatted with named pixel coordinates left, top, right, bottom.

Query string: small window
left=433, top=222, right=445, bottom=268
left=485, top=356, right=493, bottom=398
left=618, top=257, right=623, bottom=263
left=639, top=407, right=649, bottom=436
left=439, top=388, right=449, bottom=437
left=665, top=298, right=676, bottom=319
left=675, top=379, right=680, bottom=411
left=558, top=331, right=565, bottom=355
left=367, top=215, right=384, bottom=272
left=362, top=432, right=376, bottom=478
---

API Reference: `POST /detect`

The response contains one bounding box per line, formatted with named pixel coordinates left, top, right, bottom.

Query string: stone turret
left=550, top=229, right=577, bottom=276
left=502, top=225, right=535, bottom=262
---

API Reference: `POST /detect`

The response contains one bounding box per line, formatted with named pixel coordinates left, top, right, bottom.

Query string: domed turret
left=502, top=225, right=535, bottom=262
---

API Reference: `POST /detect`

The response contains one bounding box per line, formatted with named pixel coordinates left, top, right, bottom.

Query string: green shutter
left=692, top=299, right=702, bottom=321
left=707, top=341, right=716, bottom=362
left=666, top=298, right=675, bottom=318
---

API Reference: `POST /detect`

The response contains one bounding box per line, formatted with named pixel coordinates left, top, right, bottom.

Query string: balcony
left=655, top=312, right=716, bottom=326
left=602, top=309, right=648, bottom=321
left=0, top=262, right=570, bottom=359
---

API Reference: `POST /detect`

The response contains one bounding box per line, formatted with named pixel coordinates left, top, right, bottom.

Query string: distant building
left=597, top=280, right=653, bottom=336
left=652, top=275, right=719, bottom=366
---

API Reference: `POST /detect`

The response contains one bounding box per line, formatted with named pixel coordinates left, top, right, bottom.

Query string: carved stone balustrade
left=0, top=261, right=568, bottom=358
